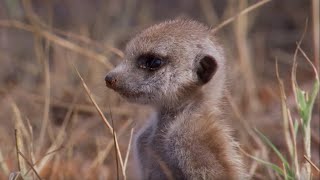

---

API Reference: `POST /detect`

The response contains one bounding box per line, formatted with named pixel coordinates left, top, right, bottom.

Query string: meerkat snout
left=104, top=73, right=117, bottom=89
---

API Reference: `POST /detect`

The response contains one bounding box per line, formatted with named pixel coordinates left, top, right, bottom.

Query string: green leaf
left=247, top=154, right=286, bottom=177
left=307, top=80, right=319, bottom=113
left=296, top=89, right=307, bottom=111
left=254, top=129, right=295, bottom=178
left=294, top=120, right=299, bottom=136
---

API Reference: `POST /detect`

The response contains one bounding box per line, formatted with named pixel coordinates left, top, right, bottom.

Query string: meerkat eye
left=137, top=54, right=165, bottom=71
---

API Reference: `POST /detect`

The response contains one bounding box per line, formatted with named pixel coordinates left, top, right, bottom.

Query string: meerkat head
left=105, top=19, right=225, bottom=108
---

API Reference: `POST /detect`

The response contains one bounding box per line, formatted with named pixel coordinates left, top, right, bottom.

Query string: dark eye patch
left=137, top=54, right=166, bottom=71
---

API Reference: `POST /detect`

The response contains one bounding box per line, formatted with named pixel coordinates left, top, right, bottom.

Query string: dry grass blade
left=10, top=98, right=32, bottom=178
left=248, top=150, right=261, bottom=179
left=275, top=61, right=292, bottom=156
left=287, top=108, right=299, bottom=177
left=276, top=59, right=300, bottom=178
left=292, top=19, right=308, bottom=91
left=124, top=128, right=134, bottom=171
left=233, top=0, right=260, bottom=112
left=14, top=129, right=26, bottom=178
left=89, top=119, right=132, bottom=172
left=110, top=109, right=121, bottom=180
left=291, top=20, right=319, bottom=179
left=34, top=91, right=78, bottom=174
left=225, top=92, right=266, bottom=151
left=312, top=0, right=319, bottom=69
left=73, top=64, right=127, bottom=178
left=22, top=0, right=124, bottom=58
left=34, top=138, right=64, bottom=174
left=297, top=45, right=319, bottom=80
left=0, top=149, right=9, bottom=174
left=17, top=151, right=42, bottom=180
left=53, top=28, right=124, bottom=58
left=226, top=91, right=276, bottom=179
left=27, top=146, right=64, bottom=176
left=25, top=117, right=35, bottom=164
left=72, top=64, right=113, bottom=132
left=0, top=20, right=113, bottom=69
left=10, top=99, right=30, bottom=142
left=211, top=0, right=271, bottom=33
left=8, top=172, right=22, bottom=180
left=199, top=0, right=219, bottom=25
left=34, top=27, right=51, bottom=159
left=304, top=155, right=320, bottom=173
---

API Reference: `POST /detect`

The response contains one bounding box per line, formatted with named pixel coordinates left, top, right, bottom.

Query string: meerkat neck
left=155, top=92, right=207, bottom=129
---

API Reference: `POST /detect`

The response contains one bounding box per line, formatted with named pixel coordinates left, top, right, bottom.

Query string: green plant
left=252, top=43, right=319, bottom=180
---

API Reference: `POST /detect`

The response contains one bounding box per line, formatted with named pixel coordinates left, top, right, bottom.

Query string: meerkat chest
left=135, top=116, right=185, bottom=179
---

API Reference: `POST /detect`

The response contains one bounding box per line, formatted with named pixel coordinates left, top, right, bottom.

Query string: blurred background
left=0, top=0, right=319, bottom=179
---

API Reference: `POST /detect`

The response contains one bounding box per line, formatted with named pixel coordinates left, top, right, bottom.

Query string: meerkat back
left=105, top=19, right=246, bottom=179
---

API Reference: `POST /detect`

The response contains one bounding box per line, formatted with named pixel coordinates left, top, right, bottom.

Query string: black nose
left=105, top=74, right=117, bottom=89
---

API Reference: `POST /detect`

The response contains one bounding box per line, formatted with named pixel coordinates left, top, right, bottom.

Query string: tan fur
left=105, top=19, right=246, bottom=179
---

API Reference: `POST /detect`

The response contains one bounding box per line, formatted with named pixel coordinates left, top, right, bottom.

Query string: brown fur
left=105, top=19, right=246, bottom=179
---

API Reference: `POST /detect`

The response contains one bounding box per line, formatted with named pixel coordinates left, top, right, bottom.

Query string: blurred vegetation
left=0, top=0, right=319, bottom=179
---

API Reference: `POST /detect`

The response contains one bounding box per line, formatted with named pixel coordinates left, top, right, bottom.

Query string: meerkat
left=105, top=19, right=245, bottom=179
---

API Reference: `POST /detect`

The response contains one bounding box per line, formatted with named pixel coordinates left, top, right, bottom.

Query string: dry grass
left=0, top=0, right=319, bottom=179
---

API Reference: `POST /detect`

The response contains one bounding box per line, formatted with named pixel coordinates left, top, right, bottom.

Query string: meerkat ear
left=196, top=55, right=218, bottom=84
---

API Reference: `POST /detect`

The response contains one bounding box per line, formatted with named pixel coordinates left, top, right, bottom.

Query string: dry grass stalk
left=18, top=90, right=130, bottom=116
left=211, top=0, right=271, bottom=33
left=73, top=64, right=131, bottom=179
left=14, top=129, right=28, bottom=179
left=312, top=0, right=319, bottom=69
left=276, top=60, right=300, bottom=178
left=199, top=0, right=219, bottom=25
left=226, top=92, right=275, bottom=179
left=53, top=28, right=124, bottom=58
left=304, top=155, right=320, bottom=173
left=34, top=91, right=79, bottom=174
left=73, top=65, right=113, bottom=132
left=123, top=128, right=134, bottom=170
left=112, top=124, right=121, bottom=180
left=225, top=92, right=264, bottom=148
left=248, top=150, right=261, bottom=179
left=292, top=22, right=317, bottom=179
left=233, top=0, right=260, bottom=112
left=0, top=149, right=9, bottom=175
left=0, top=20, right=113, bottom=69
left=10, top=99, right=31, bottom=178
left=89, top=119, right=132, bottom=172
left=17, top=151, right=42, bottom=180
left=32, top=23, right=52, bottom=159
left=22, top=0, right=124, bottom=58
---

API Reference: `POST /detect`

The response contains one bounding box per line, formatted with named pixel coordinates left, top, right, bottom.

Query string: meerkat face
left=105, top=19, right=222, bottom=107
